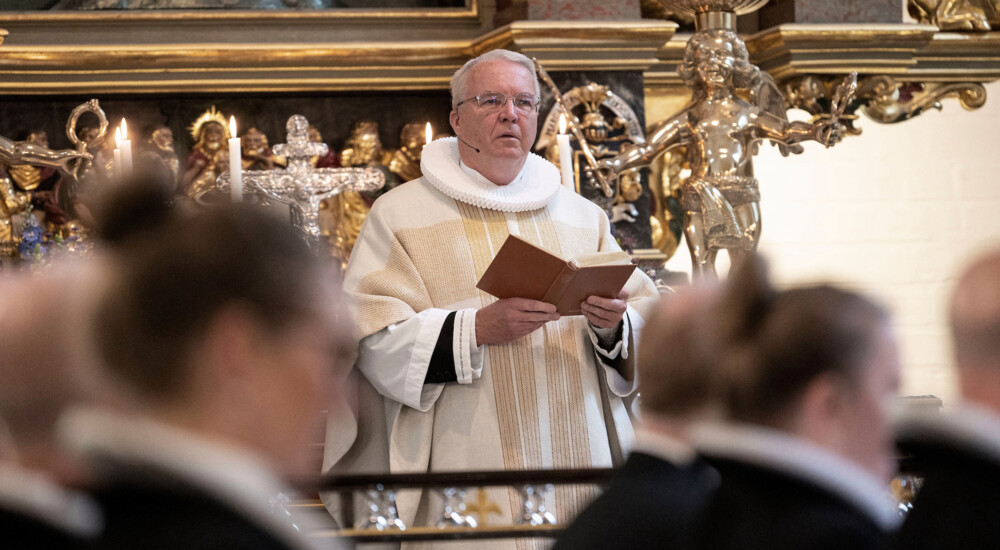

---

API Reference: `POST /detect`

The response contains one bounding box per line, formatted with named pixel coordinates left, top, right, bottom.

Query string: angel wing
left=751, top=72, right=804, bottom=157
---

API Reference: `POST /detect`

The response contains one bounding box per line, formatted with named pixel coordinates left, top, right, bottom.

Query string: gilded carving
left=782, top=74, right=987, bottom=127
left=908, top=0, right=1000, bottom=31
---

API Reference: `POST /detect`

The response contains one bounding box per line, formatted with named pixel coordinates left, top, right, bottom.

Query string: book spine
left=541, top=263, right=577, bottom=305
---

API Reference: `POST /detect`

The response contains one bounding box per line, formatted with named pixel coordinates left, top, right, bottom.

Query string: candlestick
left=119, top=118, right=133, bottom=178
left=557, top=114, right=574, bottom=191
left=113, top=126, right=123, bottom=178
left=229, top=116, right=243, bottom=203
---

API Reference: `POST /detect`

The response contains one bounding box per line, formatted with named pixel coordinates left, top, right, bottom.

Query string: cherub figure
left=598, top=29, right=850, bottom=279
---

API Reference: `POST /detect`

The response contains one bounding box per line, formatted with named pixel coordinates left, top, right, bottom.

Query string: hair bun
left=717, top=253, right=776, bottom=343
left=92, top=169, right=177, bottom=245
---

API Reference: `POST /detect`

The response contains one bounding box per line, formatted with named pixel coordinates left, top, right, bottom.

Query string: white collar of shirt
left=896, top=401, right=1000, bottom=462
left=420, top=137, right=560, bottom=212
left=58, top=407, right=318, bottom=550
left=631, top=425, right=697, bottom=466
left=0, top=462, right=102, bottom=538
left=692, top=421, right=901, bottom=531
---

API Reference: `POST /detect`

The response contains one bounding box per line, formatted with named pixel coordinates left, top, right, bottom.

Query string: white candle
left=119, top=118, right=133, bottom=178
left=113, top=126, right=123, bottom=178
left=425, top=122, right=432, bottom=146
left=229, top=116, right=243, bottom=203
left=557, top=113, right=574, bottom=191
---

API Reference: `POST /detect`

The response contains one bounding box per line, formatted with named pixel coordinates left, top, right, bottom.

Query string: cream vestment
left=323, top=138, right=658, bottom=549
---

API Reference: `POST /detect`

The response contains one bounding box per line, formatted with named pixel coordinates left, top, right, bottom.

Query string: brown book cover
left=476, top=235, right=636, bottom=316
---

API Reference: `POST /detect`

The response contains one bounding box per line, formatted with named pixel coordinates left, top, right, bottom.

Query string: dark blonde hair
left=94, top=184, right=326, bottom=401
left=715, top=255, right=888, bottom=426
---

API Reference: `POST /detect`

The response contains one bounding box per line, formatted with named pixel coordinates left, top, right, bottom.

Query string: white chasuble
left=323, top=138, right=659, bottom=549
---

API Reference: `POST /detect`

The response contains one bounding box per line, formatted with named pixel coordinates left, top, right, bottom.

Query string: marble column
left=495, top=0, right=641, bottom=27
left=758, top=0, right=904, bottom=28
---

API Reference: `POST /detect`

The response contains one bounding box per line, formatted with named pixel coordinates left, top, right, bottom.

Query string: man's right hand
left=475, top=298, right=560, bottom=346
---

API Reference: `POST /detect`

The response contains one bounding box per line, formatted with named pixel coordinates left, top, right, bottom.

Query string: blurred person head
left=91, top=184, right=350, bottom=476
left=950, top=247, right=1000, bottom=411
left=638, top=287, right=723, bottom=435
left=715, top=255, right=901, bottom=481
left=0, top=259, right=113, bottom=474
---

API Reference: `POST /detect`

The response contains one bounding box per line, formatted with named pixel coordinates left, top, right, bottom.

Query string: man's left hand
left=581, top=289, right=629, bottom=329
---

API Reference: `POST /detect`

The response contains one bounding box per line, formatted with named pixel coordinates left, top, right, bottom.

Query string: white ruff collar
left=420, top=137, right=559, bottom=212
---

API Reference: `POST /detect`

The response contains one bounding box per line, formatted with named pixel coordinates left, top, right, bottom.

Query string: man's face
left=250, top=276, right=349, bottom=474
left=835, top=323, right=901, bottom=481
left=449, top=60, right=538, bottom=169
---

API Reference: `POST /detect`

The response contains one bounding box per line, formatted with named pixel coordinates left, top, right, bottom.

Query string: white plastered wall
left=663, top=80, right=1000, bottom=404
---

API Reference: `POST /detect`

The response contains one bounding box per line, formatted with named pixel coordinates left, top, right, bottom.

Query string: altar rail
left=313, top=468, right=616, bottom=545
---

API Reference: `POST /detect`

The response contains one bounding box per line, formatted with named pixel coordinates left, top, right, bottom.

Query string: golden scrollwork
left=782, top=74, right=988, bottom=127
left=536, top=82, right=645, bottom=203
left=908, top=0, right=1000, bottom=31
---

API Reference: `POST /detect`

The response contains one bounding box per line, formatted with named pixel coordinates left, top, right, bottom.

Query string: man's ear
left=795, top=372, right=848, bottom=447
left=449, top=109, right=461, bottom=135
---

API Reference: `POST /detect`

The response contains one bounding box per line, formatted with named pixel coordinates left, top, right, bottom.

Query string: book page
left=569, top=250, right=633, bottom=268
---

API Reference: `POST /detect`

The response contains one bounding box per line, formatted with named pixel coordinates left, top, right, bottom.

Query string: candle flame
left=120, top=118, right=128, bottom=140
left=558, top=113, right=567, bottom=134
left=229, top=116, right=237, bottom=139
left=115, top=126, right=122, bottom=147
left=425, top=122, right=432, bottom=145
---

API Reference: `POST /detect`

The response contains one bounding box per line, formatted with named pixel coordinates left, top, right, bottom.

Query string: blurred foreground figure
left=895, top=248, right=1000, bottom=550
left=692, top=256, right=901, bottom=550
left=554, top=289, right=722, bottom=550
left=0, top=262, right=107, bottom=548
left=63, top=186, right=349, bottom=550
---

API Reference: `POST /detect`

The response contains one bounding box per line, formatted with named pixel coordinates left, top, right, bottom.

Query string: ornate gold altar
left=2, top=1, right=999, bottom=270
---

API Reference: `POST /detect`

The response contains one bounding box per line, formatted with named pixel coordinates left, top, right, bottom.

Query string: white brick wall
left=663, top=80, right=1000, bottom=403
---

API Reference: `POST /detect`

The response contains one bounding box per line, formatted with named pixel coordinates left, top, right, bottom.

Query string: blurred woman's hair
left=92, top=182, right=327, bottom=402
left=638, top=288, right=721, bottom=419
left=715, top=255, right=888, bottom=427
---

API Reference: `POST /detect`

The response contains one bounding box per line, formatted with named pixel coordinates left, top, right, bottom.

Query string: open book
left=476, top=234, right=636, bottom=316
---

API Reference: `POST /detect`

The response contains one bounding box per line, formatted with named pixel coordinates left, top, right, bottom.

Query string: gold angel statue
left=598, top=28, right=853, bottom=279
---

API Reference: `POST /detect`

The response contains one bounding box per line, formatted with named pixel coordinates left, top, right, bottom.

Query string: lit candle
left=229, top=116, right=243, bottom=203
left=113, top=126, right=123, bottom=178
left=557, top=113, right=574, bottom=191
left=119, top=118, right=133, bottom=178
left=425, top=122, right=432, bottom=146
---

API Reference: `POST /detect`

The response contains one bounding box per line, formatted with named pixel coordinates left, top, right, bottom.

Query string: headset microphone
left=457, top=136, right=481, bottom=153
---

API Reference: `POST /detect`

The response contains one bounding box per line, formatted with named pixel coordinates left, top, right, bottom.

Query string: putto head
left=678, top=29, right=758, bottom=91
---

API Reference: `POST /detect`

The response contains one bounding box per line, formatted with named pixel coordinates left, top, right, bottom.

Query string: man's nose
left=498, top=98, right=519, bottom=121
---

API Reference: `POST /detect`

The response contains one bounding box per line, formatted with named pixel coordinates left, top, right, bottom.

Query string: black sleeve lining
left=424, top=311, right=459, bottom=384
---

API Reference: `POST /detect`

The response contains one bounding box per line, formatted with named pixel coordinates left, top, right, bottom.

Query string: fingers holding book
left=475, top=298, right=561, bottom=346
left=581, top=289, right=629, bottom=329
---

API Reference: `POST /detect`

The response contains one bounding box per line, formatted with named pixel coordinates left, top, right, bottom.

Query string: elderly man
left=326, top=48, right=658, bottom=539
left=894, top=248, right=1000, bottom=550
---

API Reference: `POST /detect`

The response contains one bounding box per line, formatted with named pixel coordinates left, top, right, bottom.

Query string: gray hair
left=450, top=49, right=540, bottom=109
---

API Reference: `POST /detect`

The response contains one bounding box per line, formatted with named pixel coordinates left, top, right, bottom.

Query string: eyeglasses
left=455, top=92, right=540, bottom=113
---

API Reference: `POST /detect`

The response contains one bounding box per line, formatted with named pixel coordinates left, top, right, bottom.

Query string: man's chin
left=489, top=142, right=528, bottom=157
